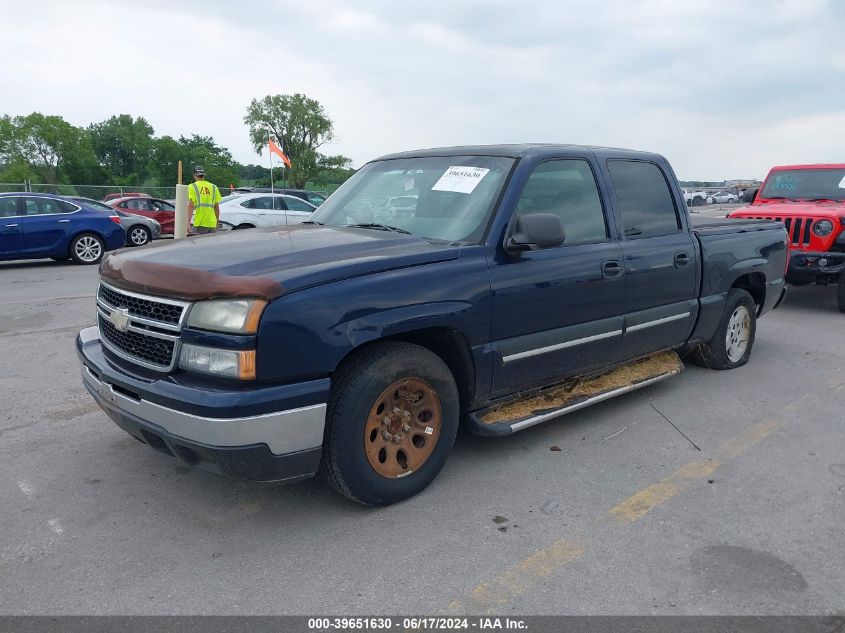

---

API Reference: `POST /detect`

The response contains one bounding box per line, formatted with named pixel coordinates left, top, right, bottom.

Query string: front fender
left=255, top=254, right=492, bottom=384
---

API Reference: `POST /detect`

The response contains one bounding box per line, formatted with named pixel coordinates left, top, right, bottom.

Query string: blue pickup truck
left=77, top=144, right=788, bottom=505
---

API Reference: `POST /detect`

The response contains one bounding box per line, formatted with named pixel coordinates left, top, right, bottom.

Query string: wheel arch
left=332, top=327, right=477, bottom=414
left=730, top=272, right=766, bottom=314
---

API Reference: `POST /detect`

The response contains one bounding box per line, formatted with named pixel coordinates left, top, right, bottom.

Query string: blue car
left=0, top=193, right=126, bottom=265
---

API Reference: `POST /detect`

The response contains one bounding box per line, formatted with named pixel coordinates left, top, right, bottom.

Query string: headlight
left=179, top=344, right=256, bottom=379
left=813, top=219, right=834, bottom=237
left=186, top=299, right=266, bottom=334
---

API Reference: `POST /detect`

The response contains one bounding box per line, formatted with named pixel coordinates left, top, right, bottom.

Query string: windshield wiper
left=760, top=196, right=792, bottom=202
left=345, top=223, right=411, bottom=234
left=804, top=198, right=839, bottom=203
left=301, top=220, right=324, bottom=225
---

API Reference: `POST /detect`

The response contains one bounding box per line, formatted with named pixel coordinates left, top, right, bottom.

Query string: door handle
left=1, top=223, right=19, bottom=234
left=4, top=223, right=19, bottom=227
left=58, top=219, right=70, bottom=223
left=674, top=252, right=690, bottom=267
left=602, top=260, right=623, bottom=278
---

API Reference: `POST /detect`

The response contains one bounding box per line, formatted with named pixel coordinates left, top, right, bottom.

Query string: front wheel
left=127, top=225, right=151, bottom=246
left=322, top=341, right=459, bottom=506
left=837, top=272, right=845, bottom=313
left=69, top=233, right=105, bottom=265
left=692, top=288, right=757, bottom=370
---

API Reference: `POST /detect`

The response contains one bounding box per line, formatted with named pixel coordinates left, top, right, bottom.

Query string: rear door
left=604, top=159, right=698, bottom=359
left=0, top=196, right=24, bottom=258
left=489, top=157, right=624, bottom=396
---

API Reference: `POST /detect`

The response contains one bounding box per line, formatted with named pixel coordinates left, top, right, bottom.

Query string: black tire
left=127, top=225, right=151, bottom=247
left=322, top=341, right=459, bottom=506
left=692, top=197, right=704, bottom=207
left=837, top=272, right=845, bottom=313
left=692, top=288, right=757, bottom=370
left=744, top=188, right=759, bottom=203
left=69, top=233, right=105, bottom=265
left=235, top=223, right=255, bottom=230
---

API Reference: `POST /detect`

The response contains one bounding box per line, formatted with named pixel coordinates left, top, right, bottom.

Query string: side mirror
left=505, top=213, right=565, bottom=252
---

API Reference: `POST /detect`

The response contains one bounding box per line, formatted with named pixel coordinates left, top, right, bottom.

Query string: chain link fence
left=0, top=182, right=334, bottom=201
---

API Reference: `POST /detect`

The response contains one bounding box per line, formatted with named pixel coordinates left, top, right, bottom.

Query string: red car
left=108, top=196, right=176, bottom=234
left=728, top=163, right=845, bottom=311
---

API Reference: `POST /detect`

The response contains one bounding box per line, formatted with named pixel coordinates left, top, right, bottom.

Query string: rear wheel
left=837, top=272, right=845, bottom=313
left=693, top=289, right=756, bottom=370
left=322, top=341, right=459, bottom=506
left=69, top=233, right=105, bottom=265
left=127, top=225, right=151, bottom=246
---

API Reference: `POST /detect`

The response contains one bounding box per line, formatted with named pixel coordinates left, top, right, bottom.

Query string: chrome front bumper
left=81, top=364, right=326, bottom=456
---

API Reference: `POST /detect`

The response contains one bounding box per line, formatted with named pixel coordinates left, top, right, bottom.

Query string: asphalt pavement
left=0, top=252, right=843, bottom=615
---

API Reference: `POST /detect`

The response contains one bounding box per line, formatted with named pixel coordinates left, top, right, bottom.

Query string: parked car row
left=231, top=187, right=327, bottom=207
left=215, top=193, right=317, bottom=229
left=0, top=193, right=125, bottom=265
left=683, top=188, right=740, bottom=206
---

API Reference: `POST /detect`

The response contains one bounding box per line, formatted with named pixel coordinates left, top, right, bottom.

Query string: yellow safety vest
left=188, top=181, right=222, bottom=228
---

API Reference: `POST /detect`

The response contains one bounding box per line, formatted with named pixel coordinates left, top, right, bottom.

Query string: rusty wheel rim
left=364, top=378, right=442, bottom=478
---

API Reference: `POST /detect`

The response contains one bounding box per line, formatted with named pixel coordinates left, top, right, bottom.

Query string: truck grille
left=747, top=215, right=816, bottom=247
left=98, top=313, right=176, bottom=368
left=98, top=284, right=184, bottom=325
left=96, top=283, right=189, bottom=371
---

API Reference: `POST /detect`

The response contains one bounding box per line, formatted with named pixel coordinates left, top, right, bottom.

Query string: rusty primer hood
left=99, top=223, right=459, bottom=301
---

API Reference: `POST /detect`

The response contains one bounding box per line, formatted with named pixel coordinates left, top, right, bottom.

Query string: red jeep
left=728, top=164, right=845, bottom=312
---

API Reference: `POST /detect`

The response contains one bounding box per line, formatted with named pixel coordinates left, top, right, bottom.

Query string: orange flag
left=268, top=137, right=292, bottom=168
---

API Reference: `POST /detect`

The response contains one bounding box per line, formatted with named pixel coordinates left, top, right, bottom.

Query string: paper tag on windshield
left=431, top=166, right=490, bottom=194
left=838, top=175, right=845, bottom=189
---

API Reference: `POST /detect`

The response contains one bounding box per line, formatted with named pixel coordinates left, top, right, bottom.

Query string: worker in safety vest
left=187, top=165, right=222, bottom=234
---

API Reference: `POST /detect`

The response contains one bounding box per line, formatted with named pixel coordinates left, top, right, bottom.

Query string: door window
left=514, top=159, right=607, bottom=245
left=126, top=198, right=152, bottom=211
left=245, top=196, right=274, bottom=210
left=150, top=199, right=174, bottom=211
left=23, top=197, right=70, bottom=215
left=0, top=197, right=20, bottom=217
left=607, top=160, right=681, bottom=238
left=283, top=197, right=314, bottom=212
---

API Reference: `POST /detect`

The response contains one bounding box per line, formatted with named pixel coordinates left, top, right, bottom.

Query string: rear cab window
left=607, top=160, right=681, bottom=238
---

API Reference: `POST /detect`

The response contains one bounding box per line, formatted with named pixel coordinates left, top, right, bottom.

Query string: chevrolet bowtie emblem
left=108, top=307, right=131, bottom=332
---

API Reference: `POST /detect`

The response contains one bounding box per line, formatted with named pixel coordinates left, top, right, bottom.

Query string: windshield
left=308, top=155, right=514, bottom=242
left=760, top=168, right=845, bottom=201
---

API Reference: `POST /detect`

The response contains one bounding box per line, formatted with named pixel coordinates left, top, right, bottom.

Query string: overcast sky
left=2, top=0, right=843, bottom=180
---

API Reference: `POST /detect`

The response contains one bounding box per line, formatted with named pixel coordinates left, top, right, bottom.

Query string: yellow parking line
left=445, top=539, right=585, bottom=614
left=609, top=417, right=782, bottom=523
left=444, top=379, right=845, bottom=614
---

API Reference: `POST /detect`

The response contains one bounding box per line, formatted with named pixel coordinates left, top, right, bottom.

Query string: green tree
left=0, top=113, right=98, bottom=184
left=243, top=93, right=352, bottom=188
left=88, top=115, right=155, bottom=184
left=149, top=135, right=183, bottom=185
left=178, top=135, right=239, bottom=188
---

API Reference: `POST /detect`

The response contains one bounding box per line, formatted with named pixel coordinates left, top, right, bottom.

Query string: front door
left=489, top=158, right=624, bottom=397
left=604, top=159, right=698, bottom=360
